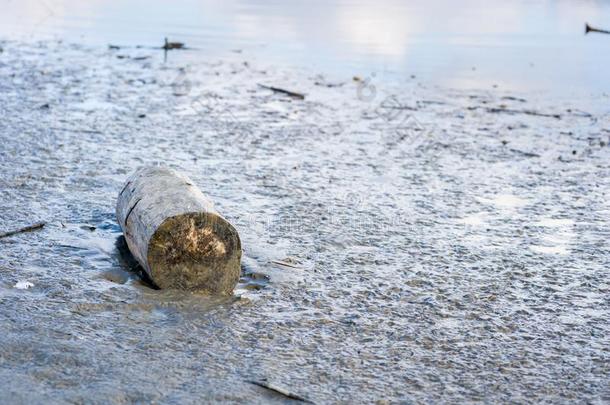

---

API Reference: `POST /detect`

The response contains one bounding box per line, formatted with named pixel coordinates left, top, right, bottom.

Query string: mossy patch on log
left=148, top=212, right=241, bottom=293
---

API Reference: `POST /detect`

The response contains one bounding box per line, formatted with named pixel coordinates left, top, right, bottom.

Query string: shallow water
left=2, top=0, right=610, bottom=96
left=1, top=4, right=610, bottom=404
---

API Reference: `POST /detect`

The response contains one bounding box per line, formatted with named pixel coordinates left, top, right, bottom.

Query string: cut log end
left=117, top=166, right=242, bottom=293
left=147, top=212, right=241, bottom=293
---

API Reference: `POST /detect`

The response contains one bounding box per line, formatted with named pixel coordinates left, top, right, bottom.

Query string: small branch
left=585, top=23, right=610, bottom=35
left=509, top=148, right=541, bottom=158
left=501, top=96, right=527, bottom=103
left=314, top=80, right=344, bottom=88
left=489, top=107, right=561, bottom=119
left=270, top=259, right=301, bottom=269
left=50, top=127, right=102, bottom=135
left=258, top=84, right=305, bottom=100
left=0, top=222, right=45, bottom=239
left=247, top=380, right=313, bottom=403
left=468, top=106, right=561, bottom=119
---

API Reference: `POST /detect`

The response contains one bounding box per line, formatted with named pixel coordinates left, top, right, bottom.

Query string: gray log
left=116, top=166, right=241, bottom=294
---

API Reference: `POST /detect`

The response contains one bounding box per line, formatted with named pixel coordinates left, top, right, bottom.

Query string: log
left=116, top=166, right=241, bottom=293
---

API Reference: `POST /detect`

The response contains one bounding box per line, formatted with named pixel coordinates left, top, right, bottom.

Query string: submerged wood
left=116, top=167, right=241, bottom=293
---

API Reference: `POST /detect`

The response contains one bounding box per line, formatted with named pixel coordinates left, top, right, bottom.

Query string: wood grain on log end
left=147, top=212, right=241, bottom=293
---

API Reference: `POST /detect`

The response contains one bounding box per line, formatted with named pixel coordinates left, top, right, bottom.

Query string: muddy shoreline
left=0, top=41, right=608, bottom=403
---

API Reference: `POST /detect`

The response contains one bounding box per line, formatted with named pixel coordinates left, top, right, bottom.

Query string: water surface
left=1, top=0, right=610, bottom=96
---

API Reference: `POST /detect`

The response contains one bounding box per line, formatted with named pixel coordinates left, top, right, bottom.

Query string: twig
left=55, top=244, right=86, bottom=250
left=509, top=148, right=541, bottom=158
left=270, top=259, right=301, bottom=269
left=469, top=106, right=561, bottom=119
left=489, top=107, right=561, bottom=119
left=0, top=222, right=45, bottom=239
left=501, top=96, right=527, bottom=103
left=585, top=23, right=610, bottom=35
left=247, top=380, right=313, bottom=403
left=314, top=81, right=344, bottom=88
left=50, top=127, right=102, bottom=134
left=258, top=84, right=305, bottom=100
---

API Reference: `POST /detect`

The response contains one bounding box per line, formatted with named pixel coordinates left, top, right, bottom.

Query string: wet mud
left=0, top=41, right=609, bottom=403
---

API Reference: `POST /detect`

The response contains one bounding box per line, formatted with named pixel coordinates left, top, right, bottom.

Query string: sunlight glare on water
left=1, top=0, right=610, bottom=95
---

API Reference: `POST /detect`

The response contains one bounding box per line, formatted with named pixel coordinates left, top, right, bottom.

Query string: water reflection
left=1, top=0, right=609, bottom=95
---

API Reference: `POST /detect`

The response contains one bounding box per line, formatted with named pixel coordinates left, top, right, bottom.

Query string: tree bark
left=116, top=166, right=241, bottom=294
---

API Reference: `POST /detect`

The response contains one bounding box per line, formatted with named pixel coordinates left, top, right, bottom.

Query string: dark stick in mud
left=247, top=380, right=313, bottom=403
left=116, top=167, right=241, bottom=293
left=258, top=84, right=305, bottom=99
left=585, top=23, right=610, bottom=35
left=270, top=259, right=300, bottom=268
left=467, top=106, right=561, bottom=119
left=0, top=222, right=45, bottom=239
left=162, top=37, right=185, bottom=50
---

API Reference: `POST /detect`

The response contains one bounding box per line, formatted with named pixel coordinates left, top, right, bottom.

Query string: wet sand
left=0, top=39, right=609, bottom=403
